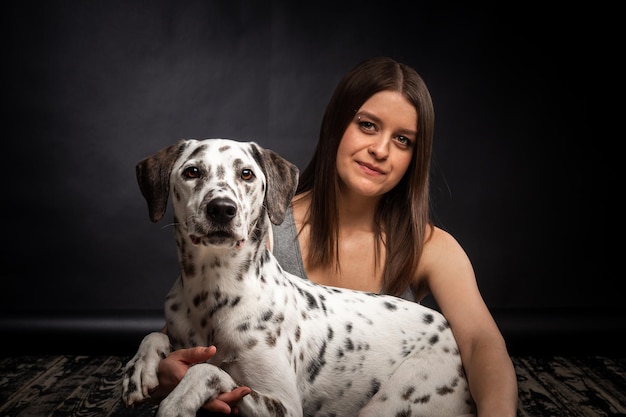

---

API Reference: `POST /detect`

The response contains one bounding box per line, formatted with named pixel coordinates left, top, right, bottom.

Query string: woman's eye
left=241, top=169, right=254, bottom=181
left=395, top=136, right=412, bottom=147
left=182, top=166, right=201, bottom=179
left=359, top=120, right=376, bottom=131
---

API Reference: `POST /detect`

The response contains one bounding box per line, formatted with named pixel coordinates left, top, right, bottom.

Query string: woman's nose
left=368, top=136, right=390, bottom=160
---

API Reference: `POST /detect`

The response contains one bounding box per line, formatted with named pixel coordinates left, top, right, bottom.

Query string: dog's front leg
left=157, top=363, right=299, bottom=417
left=122, top=332, right=171, bottom=406
left=156, top=363, right=238, bottom=417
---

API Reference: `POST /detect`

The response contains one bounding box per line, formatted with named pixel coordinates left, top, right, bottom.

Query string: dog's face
left=136, top=138, right=299, bottom=249
left=171, top=139, right=267, bottom=248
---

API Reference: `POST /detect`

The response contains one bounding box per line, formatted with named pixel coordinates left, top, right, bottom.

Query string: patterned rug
left=0, top=355, right=624, bottom=416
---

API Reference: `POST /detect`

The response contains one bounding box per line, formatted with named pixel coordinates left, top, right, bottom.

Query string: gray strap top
left=271, top=207, right=417, bottom=302
left=271, top=206, right=307, bottom=280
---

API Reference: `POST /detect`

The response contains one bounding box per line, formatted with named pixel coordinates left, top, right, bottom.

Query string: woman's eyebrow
left=397, top=127, right=418, bottom=137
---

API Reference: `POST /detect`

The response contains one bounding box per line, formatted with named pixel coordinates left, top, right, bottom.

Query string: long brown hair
left=297, top=56, right=435, bottom=297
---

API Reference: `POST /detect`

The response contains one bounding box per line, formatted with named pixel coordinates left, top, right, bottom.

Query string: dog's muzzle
left=206, top=197, right=237, bottom=224
left=189, top=197, right=245, bottom=248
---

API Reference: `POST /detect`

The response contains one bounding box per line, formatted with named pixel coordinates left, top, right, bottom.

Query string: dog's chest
left=165, top=256, right=301, bottom=348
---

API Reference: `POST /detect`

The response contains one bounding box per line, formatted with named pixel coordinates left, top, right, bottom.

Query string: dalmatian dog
left=122, top=138, right=476, bottom=417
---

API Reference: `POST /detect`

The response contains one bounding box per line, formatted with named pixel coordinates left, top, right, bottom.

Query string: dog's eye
left=183, top=166, right=201, bottom=179
left=241, top=169, right=254, bottom=181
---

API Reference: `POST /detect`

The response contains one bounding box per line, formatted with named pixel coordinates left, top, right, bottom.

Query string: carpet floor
left=0, top=355, right=624, bottom=416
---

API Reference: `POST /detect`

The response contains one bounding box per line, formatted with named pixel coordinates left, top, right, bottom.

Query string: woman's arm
left=420, top=227, right=518, bottom=417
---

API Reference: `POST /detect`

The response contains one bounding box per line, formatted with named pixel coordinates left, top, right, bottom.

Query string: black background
left=3, top=2, right=615, bottom=353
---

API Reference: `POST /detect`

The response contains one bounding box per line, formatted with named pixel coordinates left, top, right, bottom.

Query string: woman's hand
left=151, top=346, right=251, bottom=414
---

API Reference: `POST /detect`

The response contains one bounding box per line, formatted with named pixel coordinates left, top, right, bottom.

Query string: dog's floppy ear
left=136, top=140, right=187, bottom=222
left=251, top=142, right=299, bottom=225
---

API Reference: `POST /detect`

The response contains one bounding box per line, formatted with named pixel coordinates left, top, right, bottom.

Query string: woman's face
left=336, top=90, right=416, bottom=199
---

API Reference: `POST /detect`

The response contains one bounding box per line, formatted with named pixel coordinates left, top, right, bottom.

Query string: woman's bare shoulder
left=416, top=226, right=474, bottom=291
left=423, top=226, right=468, bottom=261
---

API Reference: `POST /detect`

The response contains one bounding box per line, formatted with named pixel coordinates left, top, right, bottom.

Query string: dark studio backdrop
left=3, top=2, right=618, bottom=355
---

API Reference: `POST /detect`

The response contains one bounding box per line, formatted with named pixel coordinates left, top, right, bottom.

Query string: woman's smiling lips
left=357, top=160, right=385, bottom=175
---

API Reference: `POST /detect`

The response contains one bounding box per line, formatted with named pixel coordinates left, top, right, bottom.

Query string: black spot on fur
left=344, top=338, right=354, bottom=351
left=266, top=332, right=277, bottom=346
left=237, top=259, right=252, bottom=280
left=429, top=334, right=439, bottom=345
left=296, top=288, right=318, bottom=309
left=305, top=292, right=318, bottom=309
left=414, top=393, right=431, bottom=404
left=252, top=221, right=265, bottom=243
left=422, top=313, right=434, bottom=324
left=307, top=341, right=327, bottom=383
left=206, top=375, right=220, bottom=389
left=208, top=297, right=229, bottom=318
left=310, top=400, right=323, bottom=413
left=190, top=143, right=208, bottom=158
left=295, top=326, right=301, bottom=342
left=249, top=390, right=260, bottom=402
left=273, top=312, right=285, bottom=324
left=125, top=379, right=137, bottom=396
left=367, top=378, right=381, bottom=399
left=384, top=301, right=398, bottom=311
left=263, top=397, right=287, bottom=416
left=193, top=291, right=209, bottom=308
left=216, top=165, right=225, bottom=180
left=437, top=385, right=456, bottom=395
left=401, top=386, right=415, bottom=400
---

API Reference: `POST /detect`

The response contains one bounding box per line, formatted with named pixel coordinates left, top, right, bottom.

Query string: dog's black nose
left=207, top=198, right=237, bottom=224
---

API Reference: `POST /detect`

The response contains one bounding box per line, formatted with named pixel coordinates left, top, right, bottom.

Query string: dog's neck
left=166, top=212, right=280, bottom=349
left=173, top=214, right=272, bottom=294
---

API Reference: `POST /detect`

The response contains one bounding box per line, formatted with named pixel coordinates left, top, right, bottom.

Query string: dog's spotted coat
left=122, top=138, right=476, bottom=417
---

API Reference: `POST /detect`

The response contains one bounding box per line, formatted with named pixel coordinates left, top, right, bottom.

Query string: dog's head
left=136, top=138, right=299, bottom=248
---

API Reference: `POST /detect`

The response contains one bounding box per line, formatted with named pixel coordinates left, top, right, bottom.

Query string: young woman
left=152, top=56, right=519, bottom=417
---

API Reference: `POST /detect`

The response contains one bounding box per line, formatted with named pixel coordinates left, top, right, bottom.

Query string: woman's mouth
left=357, top=161, right=384, bottom=175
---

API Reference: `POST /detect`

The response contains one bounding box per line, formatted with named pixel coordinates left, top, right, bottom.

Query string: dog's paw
left=155, top=381, right=205, bottom=417
left=121, top=332, right=171, bottom=406
left=155, top=363, right=230, bottom=417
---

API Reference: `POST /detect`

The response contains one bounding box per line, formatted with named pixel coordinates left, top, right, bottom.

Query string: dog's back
left=261, top=267, right=474, bottom=416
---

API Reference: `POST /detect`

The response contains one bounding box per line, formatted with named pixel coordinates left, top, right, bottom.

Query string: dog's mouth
left=189, top=232, right=245, bottom=248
